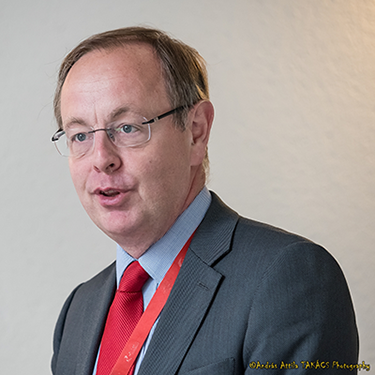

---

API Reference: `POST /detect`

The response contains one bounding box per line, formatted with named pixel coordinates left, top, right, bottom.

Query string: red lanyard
left=110, top=232, right=194, bottom=375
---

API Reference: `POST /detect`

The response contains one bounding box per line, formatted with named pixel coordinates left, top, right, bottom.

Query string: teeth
left=101, top=190, right=119, bottom=197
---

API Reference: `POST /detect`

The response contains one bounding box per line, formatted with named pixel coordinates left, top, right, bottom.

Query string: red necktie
left=96, top=261, right=149, bottom=375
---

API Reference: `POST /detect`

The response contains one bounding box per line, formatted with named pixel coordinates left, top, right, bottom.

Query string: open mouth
left=100, top=190, right=120, bottom=197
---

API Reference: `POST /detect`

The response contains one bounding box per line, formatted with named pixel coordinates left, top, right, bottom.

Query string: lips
left=93, top=187, right=124, bottom=195
left=93, top=187, right=129, bottom=206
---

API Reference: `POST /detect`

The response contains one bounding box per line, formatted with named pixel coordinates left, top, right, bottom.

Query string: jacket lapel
left=138, top=193, right=239, bottom=375
left=70, top=263, right=116, bottom=375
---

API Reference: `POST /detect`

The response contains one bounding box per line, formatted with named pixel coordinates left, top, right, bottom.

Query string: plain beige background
left=0, top=0, right=374, bottom=373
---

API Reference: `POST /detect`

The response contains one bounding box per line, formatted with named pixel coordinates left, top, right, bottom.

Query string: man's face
left=60, top=45, right=203, bottom=256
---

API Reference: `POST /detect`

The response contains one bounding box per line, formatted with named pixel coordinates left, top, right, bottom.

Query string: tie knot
left=119, top=261, right=149, bottom=292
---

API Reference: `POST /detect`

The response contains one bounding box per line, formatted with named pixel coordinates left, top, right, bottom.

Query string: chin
left=94, top=211, right=142, bottom=241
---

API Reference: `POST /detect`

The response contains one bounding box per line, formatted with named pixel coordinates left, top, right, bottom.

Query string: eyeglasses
left=51, top=106, right=185, bottom=158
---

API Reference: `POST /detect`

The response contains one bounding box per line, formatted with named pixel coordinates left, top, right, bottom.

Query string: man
left=51, top=27, right=358, bottom=375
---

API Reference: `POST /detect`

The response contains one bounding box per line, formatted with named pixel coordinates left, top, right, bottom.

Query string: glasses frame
left=51, top=106, right=186, bottom=157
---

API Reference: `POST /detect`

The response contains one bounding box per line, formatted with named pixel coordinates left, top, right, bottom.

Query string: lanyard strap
left=110, top=232, right=194, bottom=375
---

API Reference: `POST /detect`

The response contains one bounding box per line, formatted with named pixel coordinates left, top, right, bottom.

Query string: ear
left=189, top=100, right=214, bottom=167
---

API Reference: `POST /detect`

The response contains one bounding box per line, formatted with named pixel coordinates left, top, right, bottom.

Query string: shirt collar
left=116, top=187, right=211, bottom=287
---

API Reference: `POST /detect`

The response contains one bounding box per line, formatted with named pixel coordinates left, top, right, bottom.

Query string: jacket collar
left=190, top=191, right=239, bottom=265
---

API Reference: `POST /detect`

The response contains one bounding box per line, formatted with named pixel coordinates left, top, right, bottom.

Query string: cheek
left=133, top=124, right=192, bottom=183
left=136, top=149, right=187, bottom=194
left=69, top=160, right=87, bottom=196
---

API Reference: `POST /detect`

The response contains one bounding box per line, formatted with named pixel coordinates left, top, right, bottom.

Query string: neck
left=119, top=166, right=206, bottom=259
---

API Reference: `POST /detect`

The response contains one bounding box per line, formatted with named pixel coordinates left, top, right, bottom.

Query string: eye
left=119, top=124, right=138, bottom=134
left=72, top=132, right=88, bottom=142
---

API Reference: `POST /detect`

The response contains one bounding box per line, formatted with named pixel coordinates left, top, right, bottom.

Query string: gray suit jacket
left=52, top=193, right=358, bottom=374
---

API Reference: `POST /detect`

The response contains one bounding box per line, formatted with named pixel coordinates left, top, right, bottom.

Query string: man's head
left=55, top=27, right=214, bottom=257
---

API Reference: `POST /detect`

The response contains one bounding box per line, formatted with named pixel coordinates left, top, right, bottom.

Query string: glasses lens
left=112, top=122, right=151, bottom=147
left=53, top=130, right=93, bottom=158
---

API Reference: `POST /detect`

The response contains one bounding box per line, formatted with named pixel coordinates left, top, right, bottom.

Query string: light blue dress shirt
left=93, top=187, right=211, bottom=375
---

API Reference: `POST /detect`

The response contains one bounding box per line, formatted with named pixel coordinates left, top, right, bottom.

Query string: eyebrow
left=109, top=106, right=132, bottom=121
left=63, top=117, right=88, bottom=130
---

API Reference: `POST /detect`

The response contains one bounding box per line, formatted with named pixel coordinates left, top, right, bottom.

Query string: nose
left=91, top=130, right=122, bottom=173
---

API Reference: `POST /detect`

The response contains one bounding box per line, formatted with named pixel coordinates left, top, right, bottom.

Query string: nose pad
left=105, top=128, right=116, bottom=142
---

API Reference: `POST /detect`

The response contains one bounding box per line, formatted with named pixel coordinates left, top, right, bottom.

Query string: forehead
left=60, top=44, right=169, bottom=121
left=67, top=43, right=162, bottom=83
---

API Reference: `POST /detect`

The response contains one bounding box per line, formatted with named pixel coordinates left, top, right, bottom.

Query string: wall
left=0, top=0, right=373, bottom=373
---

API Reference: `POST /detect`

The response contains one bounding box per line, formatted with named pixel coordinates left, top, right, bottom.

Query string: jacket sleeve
left=243, top=241, right=359, bottom=374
